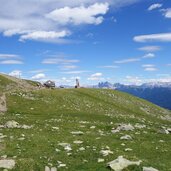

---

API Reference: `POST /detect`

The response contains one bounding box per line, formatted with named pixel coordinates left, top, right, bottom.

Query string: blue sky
left=0, top=0, right=171, bottom=86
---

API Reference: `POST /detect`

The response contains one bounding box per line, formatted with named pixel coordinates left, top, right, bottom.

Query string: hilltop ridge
left=0, top=73, right=39, bottom=92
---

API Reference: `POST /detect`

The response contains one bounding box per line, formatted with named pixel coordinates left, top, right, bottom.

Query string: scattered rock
left=124, top=148, right=133, bottom=152
left=90, top=126, right=96, bottom=129
left=18, top=137, right=25, bottom=141
left=45, top=166, right=57, bottom=171
left=0, top=159, right=15, bottom=169
left=79, top=147, right=85, bottom=151
left=120, top=135, right=132, bottom=140
left=5, top=121, right=19, bottom=128
left=71, top=131, right=84, bottom=135
left=107, top=156, right=141, bottom=171
left=73, top=140, right=83, bottom=144
left=100, top=150, right=113, bottom=156
left=21, top=125, right=32, bottom=129
left=52, top=127, right=59, bottom=130
left=135, top=123, right=146, bottom=129
left=4, top=121, right=32, bottom=129
left=112, top=124, right=134, bottom=133
left=143, top=166, right=159, bottom=171
left=45, top=166, right=50, bottom=171
left=58, top=163, right=66, bottom=168
left=98, top=158, right=104, bottom=163
left=158, top=128, right=171, bottom=134
left=58, top=143, right=72, bottom=151
left=159, top=140, right=164, bottom=143
left=55, top=148, right=60, bottom=152
left=51, top=167, right=57, bottom=171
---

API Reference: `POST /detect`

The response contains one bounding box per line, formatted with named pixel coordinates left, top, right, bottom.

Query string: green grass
left=24, top=79, right=40, bottom=87
left=0, top=74, right=16, bottom=91
left=0, top=87, right=171, bottom=171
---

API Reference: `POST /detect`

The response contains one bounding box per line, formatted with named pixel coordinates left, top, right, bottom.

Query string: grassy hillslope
left=0, top=74, right=39, bottom=92
left=0, top=76, right=170, bottom=171
left=0, top=74, right=17, bottom=92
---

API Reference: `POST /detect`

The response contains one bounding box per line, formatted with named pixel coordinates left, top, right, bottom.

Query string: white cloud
left=0, top=0, right=141, bottom=43
left=19, top=30, right=70, bottom=41
left=62, top=70, right=89, bottom=74
left=98, top=65, right=119, bottom=69
left=148, top=3, right=162, bottom=11
left=142, top=53, right=155, bottom=58
left=60, top=65, right=78, bottom=70
left=31, top=73, right=46, bottom=80
left=162, top=8, right=171, bottom=18
left=142, top=64, right=155, bottom=68
left=138, top=46, right=161, bottom=52
left=114, top=58, right=140, bottom=64
left=88, top=72, right=103, bottom=81
left=124, top=76, right=143, bottom=85
left=9, top=70, right=22, bottom=77
left=144, top=67, right=157, bottom=71
left=0, top=53, right=23, bottom=64
left=0, top=54, right=20, bottom=59
left=91, top=73, right=102, bottom=77
left=46, top=3, right=109, bottom=25
left=42, top=57, right=79, bottom=64
left=134, top=33, right=171, bottom=42
left=142, top=64, right=157, bottom=71
left=0, top=60, right=23, bottom=64
left=114, top=53, right=156, bottom=65
left=28, top=69, right=48, bottom=74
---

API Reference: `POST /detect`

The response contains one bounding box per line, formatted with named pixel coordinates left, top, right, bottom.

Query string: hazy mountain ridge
left=98, top=81, right=171, bottom=110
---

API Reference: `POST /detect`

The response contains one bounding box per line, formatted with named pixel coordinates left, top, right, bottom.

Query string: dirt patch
left=0, top=93, right=7, bottom=113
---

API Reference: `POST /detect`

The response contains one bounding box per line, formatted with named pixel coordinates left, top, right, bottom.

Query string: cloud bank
left=0, top=0, right=141, bottom=43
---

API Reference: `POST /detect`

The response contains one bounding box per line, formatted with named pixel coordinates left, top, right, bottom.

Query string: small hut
left=43, top=80, right=55, bottom=89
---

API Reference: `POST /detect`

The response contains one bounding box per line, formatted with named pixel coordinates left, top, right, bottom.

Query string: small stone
left=5, top=121, right=19, bottom=128
left=71, top=131, right=84, bottom=135
left=55, top=148, right=60, bottom=152
left=135, top=123, right=146, bottom=129
left=45, top=166, right=50, bottom=171
left=107, top=156, right=141, bottom=171
left=18, top=137, right=25, bottom=141
left=112, top=124, right=135, bottom=133
left=143, top=166, right=159, bottom=171
left=51, top=167, right=57, bottom=171
left=0, top=159, right=15, bottom=169
left=58, top=164, right=66, bottom=168
left=98, top=158, right=104, bottom=163
left=73, top=140, right=83, bottom=144
left=52, top=127, right=59, bottom=130
left=100, top=150, right=113, bottom=156
left=79, top=147, right=85, bottom=151
left=125, top=148, right=133, bottom=152
left=120, top=135, right=132, bottom=140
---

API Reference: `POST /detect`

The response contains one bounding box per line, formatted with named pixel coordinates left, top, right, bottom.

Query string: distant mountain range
left=97, top=81, right=171, bottom=110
